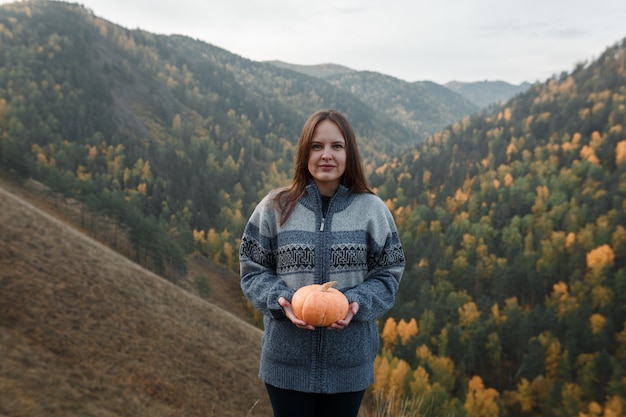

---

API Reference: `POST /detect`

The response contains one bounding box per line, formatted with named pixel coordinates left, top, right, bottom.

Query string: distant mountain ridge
left=267, top=61, right=479, bottom=140
left=266, top=60, right=531, bottom=113
left=265, top=60, right=355, bottom=79
left=445, top=79, right=532, bottom=108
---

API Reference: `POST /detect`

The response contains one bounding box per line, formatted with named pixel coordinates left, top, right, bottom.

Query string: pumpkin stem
left=321, top=281, right=338, bottom=291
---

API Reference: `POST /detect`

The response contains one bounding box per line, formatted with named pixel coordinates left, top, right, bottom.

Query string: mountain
left=445, top=79, right=532, bottom=108
left=267, top=62, right=480, bottom=140
left=0, top=177, right=273, bottom=417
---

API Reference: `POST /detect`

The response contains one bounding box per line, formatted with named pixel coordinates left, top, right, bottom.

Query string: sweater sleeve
left=343, top=204, right=405, bottom=322
left=239, top=196, right=293, bottom=319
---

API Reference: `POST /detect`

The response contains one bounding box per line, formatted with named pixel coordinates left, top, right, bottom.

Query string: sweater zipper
left=316, top=194, right=329, bottom=389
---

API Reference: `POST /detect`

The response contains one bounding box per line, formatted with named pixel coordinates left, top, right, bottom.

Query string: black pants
left=265, top=384, right=365, bottom=417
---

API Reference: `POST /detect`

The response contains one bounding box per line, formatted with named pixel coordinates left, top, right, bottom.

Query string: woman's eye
left=312, top=144, right=322, bottom=150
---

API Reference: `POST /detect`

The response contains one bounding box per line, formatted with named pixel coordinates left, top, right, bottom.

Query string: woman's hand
left=330, top=302, right=359, bottom=330
left=279, top=298, right=359, bottom=330
left=278, top=297, right=315, bottom=330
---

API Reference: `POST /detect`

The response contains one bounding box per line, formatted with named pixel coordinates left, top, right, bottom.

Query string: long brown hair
left=274, top=109, right=373, bottom=226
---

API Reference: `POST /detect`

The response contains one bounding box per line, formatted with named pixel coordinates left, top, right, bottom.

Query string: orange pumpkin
left=291, top=281, right=349, bottom=327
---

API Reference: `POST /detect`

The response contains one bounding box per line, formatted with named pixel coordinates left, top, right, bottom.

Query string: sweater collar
left=302, top=181, right=353, bottom=213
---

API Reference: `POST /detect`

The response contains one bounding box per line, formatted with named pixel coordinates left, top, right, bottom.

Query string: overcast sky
left=3, top=0, right=626, bottom=85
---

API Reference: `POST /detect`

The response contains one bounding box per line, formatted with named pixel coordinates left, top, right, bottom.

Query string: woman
left=240, top=109, right=405, bottom=417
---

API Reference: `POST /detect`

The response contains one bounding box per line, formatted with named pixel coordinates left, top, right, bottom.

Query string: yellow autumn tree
left=590, top=131, right=603, bottom=150
left=415, top=344, right=432, bottom=362
left=464, top=376, right=500, bottom=417
left=590, top=313, right=607, bottom=335
left=87, top=145, right=98, bottom=160
left=584, top=401, right=604, bottom=417
left=565, top=232, right=576, bottom=250
left=587, top=244, right=615, bottom=270
left=389, top=358, right=411, bottom=399
left=586, top=245, right=615, bottom=286
left=136, top=182, right=147, bottom=196
left=547, top=280, right=582, bottom=320
left=538, top=332, right=562, bottom=381
left=580, top=145, right=601, bottom=164
left=222, top=241, right=235, bottom=269
left=206, top=228, right=223, bottom=259
left=373, top=353, right=412, bottom=410
left=504, top=172, right=514, bottom=186
left=0, top=97, right=7, bottom=127
left=490, top=303, right=506, bottom=325
left=592, top=395, right=624, bottom=417
left=529, top=376, right=552, bottom=410
left=409, top=366, right=432, bottom=398
left=560, top=383, right=584, bottom=417
left=616, top=140, right=626, bottom=164
left=381, top=317, right=398, bottom=350
left=515, top=378, right=534, bottom=412
left=396, top=318, right=418, bottom=345
left=372, top=355, right=391, bottom=396
left=459, top=301, right=481, bottom=328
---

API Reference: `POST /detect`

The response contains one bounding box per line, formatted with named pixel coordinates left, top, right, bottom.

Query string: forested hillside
left=370, top=40, right=626, bottom=416
left=2, top=1, right=626, bottom=416
left=0, top=0, right=423, bottom=277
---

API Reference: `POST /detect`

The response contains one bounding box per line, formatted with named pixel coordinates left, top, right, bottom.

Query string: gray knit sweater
left=240, top=182, right=405, bottom=393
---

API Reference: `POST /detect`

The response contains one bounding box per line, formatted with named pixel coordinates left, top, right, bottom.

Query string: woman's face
left=307, top=120, right=347, bottom=196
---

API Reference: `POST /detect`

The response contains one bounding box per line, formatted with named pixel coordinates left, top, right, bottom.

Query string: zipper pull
left=320, top=217, right=325, bottom=232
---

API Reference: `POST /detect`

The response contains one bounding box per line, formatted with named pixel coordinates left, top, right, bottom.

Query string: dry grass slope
left=0, top=183, right=272, bottom=417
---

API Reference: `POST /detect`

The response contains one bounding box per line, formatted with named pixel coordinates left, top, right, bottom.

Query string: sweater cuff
left=345, top=294, right=362, bottom=320
left=345, top=291, right=360, bottom=306
left=269, top=290, right=293, bottom=319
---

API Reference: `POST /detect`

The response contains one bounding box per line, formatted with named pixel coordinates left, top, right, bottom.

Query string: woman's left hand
left=329, top=302, right=359, bottom=330
left=279, top=296, right=316, bottom=330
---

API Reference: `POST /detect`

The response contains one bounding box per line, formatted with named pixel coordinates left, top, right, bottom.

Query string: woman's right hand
left=278, top=297, right=315, bottom=330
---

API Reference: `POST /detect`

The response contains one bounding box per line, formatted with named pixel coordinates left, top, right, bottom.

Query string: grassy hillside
left=0, top=179, right=272, bottom=417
